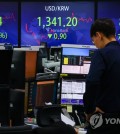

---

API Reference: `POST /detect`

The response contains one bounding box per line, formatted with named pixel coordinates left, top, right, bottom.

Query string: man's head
left=90, top=18, right=116, bottom=48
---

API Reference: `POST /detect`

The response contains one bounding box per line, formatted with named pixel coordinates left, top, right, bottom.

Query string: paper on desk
left=61, top=113, right=75, bottom=126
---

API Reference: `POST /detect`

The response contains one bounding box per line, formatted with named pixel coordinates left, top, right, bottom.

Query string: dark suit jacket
left=83, top=41, right=120, bottom=114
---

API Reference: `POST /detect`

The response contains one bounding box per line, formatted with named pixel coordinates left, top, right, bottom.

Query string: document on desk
left=61, top=113, right=75, bottom=126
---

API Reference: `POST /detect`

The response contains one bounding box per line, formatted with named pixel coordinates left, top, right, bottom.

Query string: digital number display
left=0, top=2, right=18, bottom=46
left=37, top=17, right=78, bottom=27
left=21, top=2, right=94, bottom=47
left=0, top=17, right=2, bottom=26
left=0, top=16, right=7, bottom=39
left=98, top=2, right=120, bottom=43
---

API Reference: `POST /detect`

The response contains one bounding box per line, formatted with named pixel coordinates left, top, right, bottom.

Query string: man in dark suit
left=83, top=18, right=120, bottom=134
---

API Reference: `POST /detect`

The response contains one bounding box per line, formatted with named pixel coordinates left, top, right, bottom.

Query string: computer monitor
left=10, top=89, right=25, bottom=126
left=60, top=77, right=85, bottom=105
left=0, top=86, right=10, bottom=126
left=0, top=50, right=13, bottom=85
left=36, top=47, right=48, bottom=73
left=0, top=50, right=13, bottom=126
left=61, top=45, right=96, bottom=75
left=21, top=2, right=94, bottom=47
left=34, top=80, right=56, bottom=107
left=0, top=2, right=18, bottom=46
left=50, top=46, right=61, bottom=61
left=10, top=50, right=25, bottom=89
left=98, top=2, right=120, bottom=43
left=60, top=45, right=96, bottom=106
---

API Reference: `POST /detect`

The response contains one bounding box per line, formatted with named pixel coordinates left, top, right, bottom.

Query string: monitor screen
left=98, top=2, right=120, bottom=43
left=50, top=47, right=61, bottom=61
left=21, top=2, right=94, bottom=47
left=61, top=45, right=96, bottom=75
left=0, top=2, right=18, bottom=46
left=36, top=47, right=48, bottom=74
left=0, top=50, right=13, bottom=85
left=50, top=47, right=61, bottom=56
left=61, top=78, right=85, bottom=105
left=0, top=86, right=10, bottom=126
left=10, top=50, right=25, bottom=89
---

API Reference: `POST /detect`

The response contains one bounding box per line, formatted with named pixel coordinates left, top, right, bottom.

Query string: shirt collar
left=105, top=41, right=120, bottom=47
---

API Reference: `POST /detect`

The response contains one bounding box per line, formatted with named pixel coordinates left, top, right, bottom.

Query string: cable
left=75, top=110, right=82, bottom=126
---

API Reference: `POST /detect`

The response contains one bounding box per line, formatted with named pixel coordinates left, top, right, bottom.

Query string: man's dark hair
left=90, top=18, right=116, bottom=38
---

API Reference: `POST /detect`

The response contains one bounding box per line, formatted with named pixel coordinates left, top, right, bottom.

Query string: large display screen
left=0, top=2, right=18, bottom=46
left=98, top=2, right=120, bottom=43
left=21, top=2, right=94, bottom=47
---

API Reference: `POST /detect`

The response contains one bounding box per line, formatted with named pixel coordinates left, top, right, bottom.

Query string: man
left=83, top=18, right=120, bottom=133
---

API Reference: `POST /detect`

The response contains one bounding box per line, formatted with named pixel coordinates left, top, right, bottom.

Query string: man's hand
left=84, top=107, right=104, bottom=122
left=95, top=107, right=104, bottom=113
left=74, top=128, right=79, bottom=134
left=84, top=113, right=93, bottom=122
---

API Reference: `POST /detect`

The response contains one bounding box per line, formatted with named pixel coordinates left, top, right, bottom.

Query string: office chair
left=0, top=125, right=33, bottom=134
